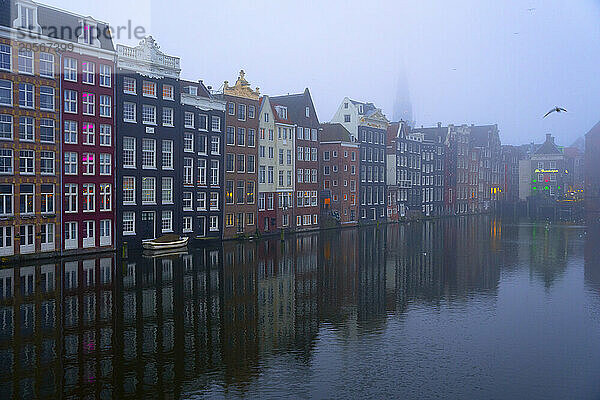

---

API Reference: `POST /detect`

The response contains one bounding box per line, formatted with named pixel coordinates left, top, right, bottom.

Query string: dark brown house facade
left=221, top=70, right=259, bottom=238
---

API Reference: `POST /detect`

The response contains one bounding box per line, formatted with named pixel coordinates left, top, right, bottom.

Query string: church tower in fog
left=392, top=63, right=414, bottom=126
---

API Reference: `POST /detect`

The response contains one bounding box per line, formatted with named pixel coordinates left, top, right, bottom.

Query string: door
left=141, top=211, right=156, bottom=240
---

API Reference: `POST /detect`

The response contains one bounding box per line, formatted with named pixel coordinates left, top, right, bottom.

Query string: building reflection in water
left=0, top=216, right=546, bottom=398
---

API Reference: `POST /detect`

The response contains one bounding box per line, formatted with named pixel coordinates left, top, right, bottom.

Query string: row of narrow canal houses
left=0, top=0, right=506, bottom=259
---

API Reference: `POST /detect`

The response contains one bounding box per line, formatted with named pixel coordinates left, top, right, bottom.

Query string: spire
left=392, top=60, right=414, bottom=125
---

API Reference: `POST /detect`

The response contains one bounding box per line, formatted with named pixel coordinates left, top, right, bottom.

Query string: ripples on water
left=0, top=216, right=599, bottom=399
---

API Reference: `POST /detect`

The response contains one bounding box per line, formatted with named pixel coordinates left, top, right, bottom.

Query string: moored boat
left=142, top=234, right=189, bottom=251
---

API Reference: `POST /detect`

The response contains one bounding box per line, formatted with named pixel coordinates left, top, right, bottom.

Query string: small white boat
left=142, top=234, right=189, bottom=251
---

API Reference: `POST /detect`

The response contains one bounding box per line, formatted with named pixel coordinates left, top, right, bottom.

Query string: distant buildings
left=528, top=134, right=566, bottom=199
left=585, top=122, right=600, bottom=219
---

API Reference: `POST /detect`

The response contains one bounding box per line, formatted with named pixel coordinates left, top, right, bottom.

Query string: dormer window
left=275, top=106, right=287, bottom=120
left=185, top=86, right=198, bottom=96
left=21, top=6, right=34, bottom=29
left=13, top=2, right=41, bottom=32
left=78, top=20, right=100, bottom=47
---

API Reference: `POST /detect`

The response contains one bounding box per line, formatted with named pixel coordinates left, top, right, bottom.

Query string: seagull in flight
left=543, top=106, right=567, bottom=118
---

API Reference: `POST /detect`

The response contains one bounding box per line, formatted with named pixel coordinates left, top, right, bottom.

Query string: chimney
left=437, top=122, right=442, bottom=128
left=546, top=133, right=553, bottom=143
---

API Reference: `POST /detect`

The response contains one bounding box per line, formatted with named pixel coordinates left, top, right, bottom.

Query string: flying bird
left=543, top=106, right=567, bottom=118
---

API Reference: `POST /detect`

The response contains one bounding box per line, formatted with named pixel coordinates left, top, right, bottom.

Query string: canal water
left=0, top=216, right=599, bottom=399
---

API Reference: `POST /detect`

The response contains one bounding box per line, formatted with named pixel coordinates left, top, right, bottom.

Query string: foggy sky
left=43, top=0, right=600, bottom=146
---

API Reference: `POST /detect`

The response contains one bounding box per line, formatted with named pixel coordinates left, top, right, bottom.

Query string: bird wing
left=557, top=107, right=567, bottom=113
left=543, top=109, right=555, bottom=118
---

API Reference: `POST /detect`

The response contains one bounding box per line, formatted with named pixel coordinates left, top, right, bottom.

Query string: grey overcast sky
left=45, top=0, right=600, bottom=145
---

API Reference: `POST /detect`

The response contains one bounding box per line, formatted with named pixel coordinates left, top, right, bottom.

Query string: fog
left=45, top=0, right=600, bottom=145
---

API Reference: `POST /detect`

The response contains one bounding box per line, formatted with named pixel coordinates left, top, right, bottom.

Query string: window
left=99, top=95, right=111, bottom=117
left=18, top=48, right=33, bottom=74
left=305, top=106, right=310, bottom=117
left=39, top=86, right=55, bottom=110
left=19, top=150, right=34, bottom=174
left=40, top=151, right=55, bottom=174
left=142, top=105, right=156, bottom=124
left=64, top=90, right=77, bottom=113
left=123, top=212, right=135, bottom=234
left=210, top=192, right=219, bottom=210
left=228, top=102, right=235, bottom=115
left=0, top=149, right=12, bottom=174
left=123, top=137, right=136, bottom=167
left=99, top=64, right=111, bottom=87
left=162, top=84, right=173, bottom=100
left=247, top=155, right=255, bottom=173
left=211, top=160, right=219, bottom=185
left=162, top=140, right=173, bottom=169
left=236, top=180, right=245, bottom=204
left=83, top=123, right=95, bottom=145
left=197, top=158, right=207, bottom=185
left=248, top=129, right=256, bottom=147
left=183, top=192, right=193, bottom=210
left=0, top=45, right=11, bottom=71
left=99, top=124, right=111, bottom=146
left=249, top=105, right=256, bottom=119
left=162, top=211, right=173, bottom=232
left=65, top=184, right=77, bottom=212
left=63, top=57, right=77, bottom=81
left=0, top=80, right=12, bottom=106
left=197, top=192, right=206, bottom=210
left=183, top=217, right=192, bottom=232
left=64, top=152, right=77, bottom=175
left=210, top=216, right=219, bottom=231
left=123, top=102, right=136, bottom=122
left=99, top=153, right=111, bottom=175
left=142, top=81, right=156, bottom=97
left=185, top=112, right=194, bottom=128
left=40, top=184, right=54, bottom=214
left=184, top=158, right=193, bottom=185
left=17, top=116, right=33, bottom=142
left=142, top=139, right=156, bottom=168
left=211, top=116, right=221, bottom=132
left=82, top=184, right=95, bottom=212
left=141, top=177, right=156, bottom=204
left=18, top=83, right=34, bottom=108
left=123, top=177, right=135, bottom=204
left=246, top=181, right=255, bottom=204
left=84, top=220, right=96, bottom=247
left=211, top=136, right=220, bottom=154
left=227, top=126, right=235, bottom=145
left=100, top=220, right=111, bottom=245
left=123, top=77, right=136, bottom=94
left=237, top=128, right=245, bottom=146
left=238, top=104, right=246, bottom=121
left=82, top=92, right=95, bottom=115
left=237, top=154, right=245, bottom=172
left=162, top=107, right=173, bottom=126
left=0, top=184, right=13, bottom=216
left=19, top=184, right=34, bottom=214
left=82, top=61, right=95, bottom=84
left=40, top=118, right=55, bottom=142
left=162, top=177, right=173, bottom=204
left=225, top=181, right=234, bottom=204
left=63, top=121, right=78, bottom=144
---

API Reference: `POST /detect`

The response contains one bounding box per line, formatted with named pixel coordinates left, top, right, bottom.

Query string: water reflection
left=0, top=216, right=595, bottom=399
